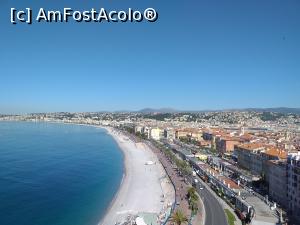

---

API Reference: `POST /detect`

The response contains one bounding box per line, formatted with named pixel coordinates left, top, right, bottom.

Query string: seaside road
left=199, top=186, right=228, bottom=225
left=187, top=173, right=228, bottom=225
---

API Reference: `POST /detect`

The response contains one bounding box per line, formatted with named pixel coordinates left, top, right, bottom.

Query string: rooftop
left=263, top=148, right=287, bottom=159
left=236, top=143, right=266, bottom=151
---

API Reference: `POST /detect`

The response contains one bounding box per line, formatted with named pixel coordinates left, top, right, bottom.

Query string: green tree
left=189, top=200, right=199, bottom=215
left=187, top=187, right=199, bottom=214
left=169, top=210, right=189, bottom=225
left=187, top=187, right=197, bottom=199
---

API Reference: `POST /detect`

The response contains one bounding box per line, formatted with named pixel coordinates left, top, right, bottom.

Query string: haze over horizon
left=1, top=0, right=299, bottom=114
left=2, top=106, right=300, bottom=115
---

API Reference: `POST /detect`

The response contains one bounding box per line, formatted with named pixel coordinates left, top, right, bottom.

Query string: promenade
left=146, top=140, right=205, bottom=225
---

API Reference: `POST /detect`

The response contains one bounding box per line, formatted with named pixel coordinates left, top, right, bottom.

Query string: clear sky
left=0, top=0, right=299, bottom=113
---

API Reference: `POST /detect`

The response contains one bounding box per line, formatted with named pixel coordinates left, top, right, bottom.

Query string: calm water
left=0, top=121, right=123, bottom=225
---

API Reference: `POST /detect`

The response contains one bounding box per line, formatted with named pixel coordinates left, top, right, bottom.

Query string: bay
left=0, top=121, right=123, bottom=225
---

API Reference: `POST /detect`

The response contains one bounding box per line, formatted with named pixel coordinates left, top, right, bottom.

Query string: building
left=202, top=130, right=213, bottom=141
left=234, top=143, right=265, bottom=172
left=144, top=126, right=151, bottom=139
left=164, top=128, right=175, bottom=140
left=202, top=129, right=227, bottom=150
left=175, top=129, right=190, bottom=139
left=287, top=152, right=300, bottom=224
left=135, top=125, right=144, bottom=134
left=234, top=143, right=287, bottom=177
left=175, top=128, right=202, bottom=141
left=150, top=127, right=163, bottom=140
left=262, top=148, right=288, bottom=180
left=198, top=140, right=211, bottom=148
left=215, top=136, right=242, bottom=154
left=266, top=160, right=288, bottom=209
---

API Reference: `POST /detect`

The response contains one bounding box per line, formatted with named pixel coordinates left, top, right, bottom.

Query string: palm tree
left=189, top=200, right=199, bottom=215
left=187, top=187, right=199, bottom=215
left=187, top=187, right=196, bottom=197
left=187, top=187, right=198, bottom=201
left=169, top=210, right=188, bottom=225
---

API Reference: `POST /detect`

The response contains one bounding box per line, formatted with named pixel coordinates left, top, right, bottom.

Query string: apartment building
left=287, top=153, right=300, bottom=224
left=234, top=143, right=265, bottom=172
left=202, top=129, right=218, bottom=150
left=163, top=128, right=176, bottom=140
left=266, top=160, right=288, bottom=209
left=234, top=143, right=287, bottom=176
left=135, top=125, right=144, bottom=133
left=150, top=127, right=163, bottom=140
left=175, top=128, right=202, bottom=141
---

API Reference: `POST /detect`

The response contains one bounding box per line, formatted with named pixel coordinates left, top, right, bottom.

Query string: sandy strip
left=99, top=127, right=175, bottom=225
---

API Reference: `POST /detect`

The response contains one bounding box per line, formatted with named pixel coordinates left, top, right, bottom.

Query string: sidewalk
left=149, top=142, right=204, bottom=225
left=191, top=193, right=205, bottom=225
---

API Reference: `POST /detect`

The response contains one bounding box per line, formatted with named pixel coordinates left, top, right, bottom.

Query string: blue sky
left=0, top=0, right=299, bottom=113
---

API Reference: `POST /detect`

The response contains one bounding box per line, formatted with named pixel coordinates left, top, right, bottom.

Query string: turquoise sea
left=0, top=121, right=123, bottom=225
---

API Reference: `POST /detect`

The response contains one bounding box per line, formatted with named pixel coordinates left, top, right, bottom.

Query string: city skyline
left=2, top=106, right=300, bottom=115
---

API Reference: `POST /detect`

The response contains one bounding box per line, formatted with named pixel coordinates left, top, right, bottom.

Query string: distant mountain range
left=138, top=108, right=178, bottom=113
left=136, top=107, right=300, bottom=114
left=242, top=107, right=300, bottom=114
left=4, top=107, right=299, bottom=115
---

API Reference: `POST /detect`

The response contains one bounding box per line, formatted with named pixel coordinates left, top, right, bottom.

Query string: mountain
left=136, top=107, right=300, bottom=114
left=138, top=108, right=178, bottom=113
left=242, top=107, right=300, bottom=114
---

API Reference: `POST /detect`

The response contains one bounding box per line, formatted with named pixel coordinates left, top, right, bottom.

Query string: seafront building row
left=130, top=126, right=300, bottom=225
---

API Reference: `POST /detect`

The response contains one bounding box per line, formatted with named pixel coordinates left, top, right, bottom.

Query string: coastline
left=99, top=127, right=175, bottom=225
left=98, top=127, right=127, bottom=225
left=0, top=120, right=175, bottom=225
left=0, top=121, right=126, bottom=225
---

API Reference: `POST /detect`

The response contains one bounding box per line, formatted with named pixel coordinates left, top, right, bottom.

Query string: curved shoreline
left=100, top=127, right=175, bottom=225
left=0, top=121, right=175, bottom=225
left=98, top=127, right=127, bottom=225
left=0, top=121, right=126, bottom=225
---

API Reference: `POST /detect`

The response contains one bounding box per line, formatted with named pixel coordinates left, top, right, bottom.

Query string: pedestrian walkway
left=149, top=142, right=204, bottom=225
left=191, top=195, right=205, bottom=225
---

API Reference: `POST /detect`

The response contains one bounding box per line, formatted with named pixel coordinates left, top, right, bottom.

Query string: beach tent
left=135, top=217, right=147, bottom=225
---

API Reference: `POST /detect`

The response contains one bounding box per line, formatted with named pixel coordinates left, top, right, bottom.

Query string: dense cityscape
left=1, top=109, right=300, bottom=225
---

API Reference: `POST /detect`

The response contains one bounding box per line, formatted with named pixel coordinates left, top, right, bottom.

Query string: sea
left=0, top=121, right=123, bottom=225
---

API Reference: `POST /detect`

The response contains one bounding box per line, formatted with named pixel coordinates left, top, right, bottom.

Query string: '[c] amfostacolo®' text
left=10, top=7, right=158, bottom=24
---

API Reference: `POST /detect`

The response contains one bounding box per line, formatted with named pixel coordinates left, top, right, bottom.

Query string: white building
left=164, top=128, right=176, bottom=140
left=135, top=125, right=144, bottom=133
left=150, top=128, right=163, bottom=140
